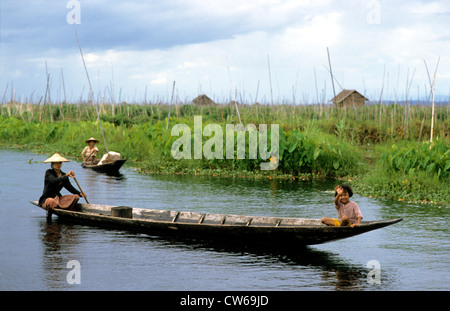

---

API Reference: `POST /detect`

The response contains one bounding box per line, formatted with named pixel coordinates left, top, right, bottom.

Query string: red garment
left=43, top=194, right=80, bottom=211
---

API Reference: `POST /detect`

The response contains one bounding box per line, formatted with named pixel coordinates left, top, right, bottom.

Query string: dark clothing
left=38, top=169, right=81, bottom=206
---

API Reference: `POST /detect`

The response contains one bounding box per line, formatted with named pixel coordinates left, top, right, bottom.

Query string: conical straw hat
left=85, top=137, right=99, bottom=143
left=43, top=153, right=70, bottom=163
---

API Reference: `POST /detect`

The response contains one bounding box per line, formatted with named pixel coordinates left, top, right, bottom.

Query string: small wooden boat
left=81, top=159, right=127, bottom=174
left=30, top=201, right=402, bottom=246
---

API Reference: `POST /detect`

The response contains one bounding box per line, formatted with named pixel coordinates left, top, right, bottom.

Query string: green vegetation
left=352, top=139, right=449, bottom=204
left=0, top=114, right=361, bottom=178
left=1, top=101, right=449, bottom=205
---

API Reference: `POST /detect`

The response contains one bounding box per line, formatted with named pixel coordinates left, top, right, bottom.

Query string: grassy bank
left=0, top=115, right=361, bottom=178
left=1, top=102, right=449, bottom=205
left=352, top=140, right=449, bottom=204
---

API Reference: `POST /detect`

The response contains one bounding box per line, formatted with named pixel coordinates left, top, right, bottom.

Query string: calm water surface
left=0, top=149, right=448, bottom=290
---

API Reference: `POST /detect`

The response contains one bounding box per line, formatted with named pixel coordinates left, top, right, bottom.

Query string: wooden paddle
left=73, top=176, right=90, bottom=204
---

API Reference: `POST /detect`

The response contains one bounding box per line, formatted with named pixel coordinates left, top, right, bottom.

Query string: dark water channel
left=0, top=149, right=448, bottom=290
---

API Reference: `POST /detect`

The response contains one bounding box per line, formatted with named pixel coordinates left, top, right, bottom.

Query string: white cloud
left=408, top=0, right=450, bottom=15
left=277, top=12, right=342, bottom=52
left=178, top=62, right=198, bottom=70
left=1, top=0, right=449, bottom=103
left=150, top=73, right=168, bottom=85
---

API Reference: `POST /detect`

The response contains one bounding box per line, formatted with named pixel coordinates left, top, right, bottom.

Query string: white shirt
left=81, top=146, right=99, bottom=159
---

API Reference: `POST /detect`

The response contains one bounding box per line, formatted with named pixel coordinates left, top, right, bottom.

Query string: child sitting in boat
left=321, top=184, right=362, bottom=228
left=81, top=137, right=99, bottom=164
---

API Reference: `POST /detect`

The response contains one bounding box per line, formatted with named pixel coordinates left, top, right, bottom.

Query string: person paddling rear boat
left=81, top=137, right=99, bottom=165
left=38, top=153, right=86, bottom=218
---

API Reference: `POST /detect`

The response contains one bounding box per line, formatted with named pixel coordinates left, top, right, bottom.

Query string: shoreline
left=1, top=104, right=448, bottom=206
left=2, top=143, right=447, bottom=206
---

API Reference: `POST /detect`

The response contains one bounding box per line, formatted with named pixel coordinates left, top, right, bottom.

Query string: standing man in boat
left=38, top=153, right=86, bottom=217
left=81, top=137, right=99, bottom=165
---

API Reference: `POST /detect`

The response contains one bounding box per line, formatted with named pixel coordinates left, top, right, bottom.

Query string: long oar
left=73, top=176, right=90, bottom=204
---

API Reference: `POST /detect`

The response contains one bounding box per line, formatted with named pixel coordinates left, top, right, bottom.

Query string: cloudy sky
left=1, top=0, right=449, bottom=104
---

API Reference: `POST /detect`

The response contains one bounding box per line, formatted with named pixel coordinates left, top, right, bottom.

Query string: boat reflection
left=39, top=219, right=83, bottom=289
left=150, top=236, right=371, bottom=291
left=39, top=217, right=371, bottom=290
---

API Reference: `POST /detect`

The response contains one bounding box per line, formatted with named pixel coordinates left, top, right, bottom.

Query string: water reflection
left=2, top=149, right=447, bottom=290
left=40, top=215, right=372, bottom=290
left=146, top=236, right=373, bottom=291
left=40, top=218, right=89, bottom=289
left=34, top=162, right=389, bottom=290
left=81, top=165, right=126, bottom=182
left=80, top=165, right=126, bottom=179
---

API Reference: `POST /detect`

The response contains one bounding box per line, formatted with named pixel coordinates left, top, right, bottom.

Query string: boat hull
left=81, top=159, right=126, bottom=173
left=30, top=201, right=402, bottom=246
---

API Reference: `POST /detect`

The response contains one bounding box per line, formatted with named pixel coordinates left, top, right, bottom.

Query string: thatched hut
left=193, top=94, right=216, bottom=106
left=331, top=89, right=368, bottom=107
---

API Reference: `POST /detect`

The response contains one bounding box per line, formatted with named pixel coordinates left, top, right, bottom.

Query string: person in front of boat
left=81, top=137, right=99, bottom=165
left=321, top=184, right=362, bottom=228
left=38, top=153, right=86, bottom=216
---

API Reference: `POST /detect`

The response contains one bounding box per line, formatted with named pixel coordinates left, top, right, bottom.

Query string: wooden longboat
left=30, top=201, right=402, bottom=246
left=81, top=159, right=127, bottom=174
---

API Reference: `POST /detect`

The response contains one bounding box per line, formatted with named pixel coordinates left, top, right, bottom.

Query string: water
left=0, top=149, right=448, bottom=290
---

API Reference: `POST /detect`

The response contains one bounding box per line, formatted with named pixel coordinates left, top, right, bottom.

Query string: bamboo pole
left=59, top=68, right=65, bottom=120
left=267, top=55, right=274, bottom=106
left=1, top=83, right=8, bottom=106
left=430, top=73, right=436, bottom=145
left=226, top=56, right=242, bottom=123
left=166, top=81, right=176, bottom=130
left=71, top=19, right=109, bottom=152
